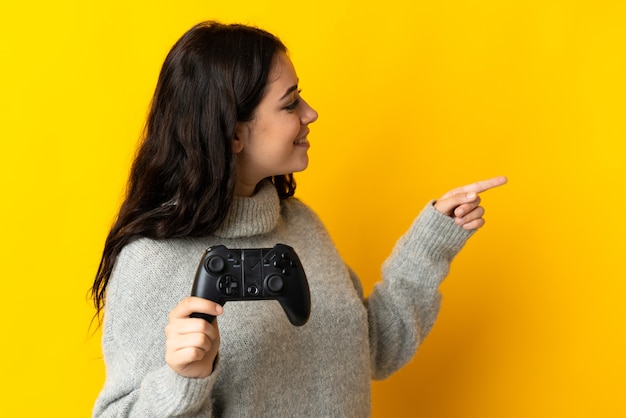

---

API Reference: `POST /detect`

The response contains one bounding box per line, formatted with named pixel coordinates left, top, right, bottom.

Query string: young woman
left=91, top=21, right=506, bottom=417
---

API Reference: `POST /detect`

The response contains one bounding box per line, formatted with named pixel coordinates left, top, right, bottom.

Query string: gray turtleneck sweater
left=93, top=181, right=473, bottom=417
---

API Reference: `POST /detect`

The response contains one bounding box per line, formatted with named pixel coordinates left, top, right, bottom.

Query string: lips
left=294, top=129, right=310, bottom=145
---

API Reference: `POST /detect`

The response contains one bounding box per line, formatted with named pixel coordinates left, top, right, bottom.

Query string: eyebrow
left=279, top=83, right=299, bottom=101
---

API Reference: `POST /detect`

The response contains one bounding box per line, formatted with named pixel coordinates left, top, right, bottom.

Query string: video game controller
left=190, top=244, right=311, bottom=326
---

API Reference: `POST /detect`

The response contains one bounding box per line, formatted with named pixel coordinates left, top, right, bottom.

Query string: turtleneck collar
left=213, top=180, right=281, bottom=239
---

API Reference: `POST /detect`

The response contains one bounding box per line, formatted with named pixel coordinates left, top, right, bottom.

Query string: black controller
left=190, top=244, right=310, bottom=326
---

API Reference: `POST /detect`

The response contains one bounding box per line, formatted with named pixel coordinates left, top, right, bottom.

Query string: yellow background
left=1, top=0, right=624, bottom=416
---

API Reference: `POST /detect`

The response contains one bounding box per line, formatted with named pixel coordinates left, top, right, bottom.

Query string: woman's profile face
left=232, top=52, right=318, bottom=196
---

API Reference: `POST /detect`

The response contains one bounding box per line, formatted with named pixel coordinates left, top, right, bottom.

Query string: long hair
left=91, top=21, right=295, bottom=317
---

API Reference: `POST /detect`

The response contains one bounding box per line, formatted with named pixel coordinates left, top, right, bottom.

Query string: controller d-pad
left=217, top=275, right=238, bottom=296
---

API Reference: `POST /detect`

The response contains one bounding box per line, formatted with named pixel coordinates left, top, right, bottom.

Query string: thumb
left=434, top=192, right=477, bottom=216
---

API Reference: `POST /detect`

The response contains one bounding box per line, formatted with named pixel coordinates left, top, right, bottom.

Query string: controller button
left=267, top=275, right=284, bottom=293
left=273, top=253, right=292, bottom=269
left=206, top=256, right=226, bottom=274
left=228, top=254, right=241, bottom=267
left=247, top=285, right=259, bottom=296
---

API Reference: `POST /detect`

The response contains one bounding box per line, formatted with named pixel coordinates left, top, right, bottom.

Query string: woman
left=92, top=21, right=506, bottom=417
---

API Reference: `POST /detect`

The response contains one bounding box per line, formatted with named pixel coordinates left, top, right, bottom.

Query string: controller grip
left=190, top=312, right=216, bottom=323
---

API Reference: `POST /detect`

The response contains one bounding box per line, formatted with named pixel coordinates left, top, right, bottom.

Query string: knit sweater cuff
left=140, top=365, right=218, bottom=415
left=382, top=201, right=474, bottom=285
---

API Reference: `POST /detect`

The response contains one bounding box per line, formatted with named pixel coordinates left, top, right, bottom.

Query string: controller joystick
left=190, top=244, right=311, bottom=326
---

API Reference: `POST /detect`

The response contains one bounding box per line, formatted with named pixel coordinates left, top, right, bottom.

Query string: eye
left=284, top=99, right=300, bottom=111
left=284, top=90, right=302, bottom=111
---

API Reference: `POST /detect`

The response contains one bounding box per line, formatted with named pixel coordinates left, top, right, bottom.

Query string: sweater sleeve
left=366, top=201, right=473, bottom=380
left=93, top=239, right=218, bottom=417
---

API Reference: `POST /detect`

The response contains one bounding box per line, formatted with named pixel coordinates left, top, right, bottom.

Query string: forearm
left=94, top=364, right=216, bottom=417
left=366, top=202, right=473, bottom=379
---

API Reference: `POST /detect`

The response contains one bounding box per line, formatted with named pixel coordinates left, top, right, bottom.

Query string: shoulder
left=109, top=237, right=206, bottom=301
left=115, top=237, right=205, bottom=268
left=279, top=196, right=340, bottom=253
left=112, top=238, right=181, bottom=280
left=281, top=196, right=323, bottom=225
left=280, top=196, right=330, bottom=235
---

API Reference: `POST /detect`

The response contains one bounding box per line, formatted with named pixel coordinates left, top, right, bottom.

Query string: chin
left=293, top=157, right=309, bottom=173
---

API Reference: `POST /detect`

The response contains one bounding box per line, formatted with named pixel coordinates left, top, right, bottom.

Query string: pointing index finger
left=441, top=176, right=508, bottom=199
left=464, top=176, right=508, bottom=194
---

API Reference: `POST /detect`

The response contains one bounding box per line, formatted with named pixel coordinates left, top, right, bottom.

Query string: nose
left=299, top=98, right=318, bottom=125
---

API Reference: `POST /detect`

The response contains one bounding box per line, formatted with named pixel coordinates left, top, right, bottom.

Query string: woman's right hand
left=165, top=297, right=223, bottom=378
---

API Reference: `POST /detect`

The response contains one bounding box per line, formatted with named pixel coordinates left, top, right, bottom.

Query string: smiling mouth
left=294, top=129, right=310, bottom=145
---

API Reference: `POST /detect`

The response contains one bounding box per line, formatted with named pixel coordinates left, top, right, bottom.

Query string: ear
left=232, top=122, right=246, bottom=154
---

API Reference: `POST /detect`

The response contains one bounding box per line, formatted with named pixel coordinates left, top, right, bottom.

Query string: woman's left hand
left=434, top=176, right=507, bottom=230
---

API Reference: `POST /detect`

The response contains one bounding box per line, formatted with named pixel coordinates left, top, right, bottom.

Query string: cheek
left=285, top=118, right=301, bottom=138
left=249, top=115, right=300, bottom=149
left=263, top=119, right=300, bottom=146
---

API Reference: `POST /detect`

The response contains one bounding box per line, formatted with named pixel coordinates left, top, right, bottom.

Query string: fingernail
left=467, top=192, right=476, bottom=199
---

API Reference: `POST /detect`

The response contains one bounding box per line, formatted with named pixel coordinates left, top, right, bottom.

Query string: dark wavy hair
left=91, top=21, right=295, bottom=317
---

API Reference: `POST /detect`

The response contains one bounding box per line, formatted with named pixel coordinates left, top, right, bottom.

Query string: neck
left=234, top=179, right=259, bottom=197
